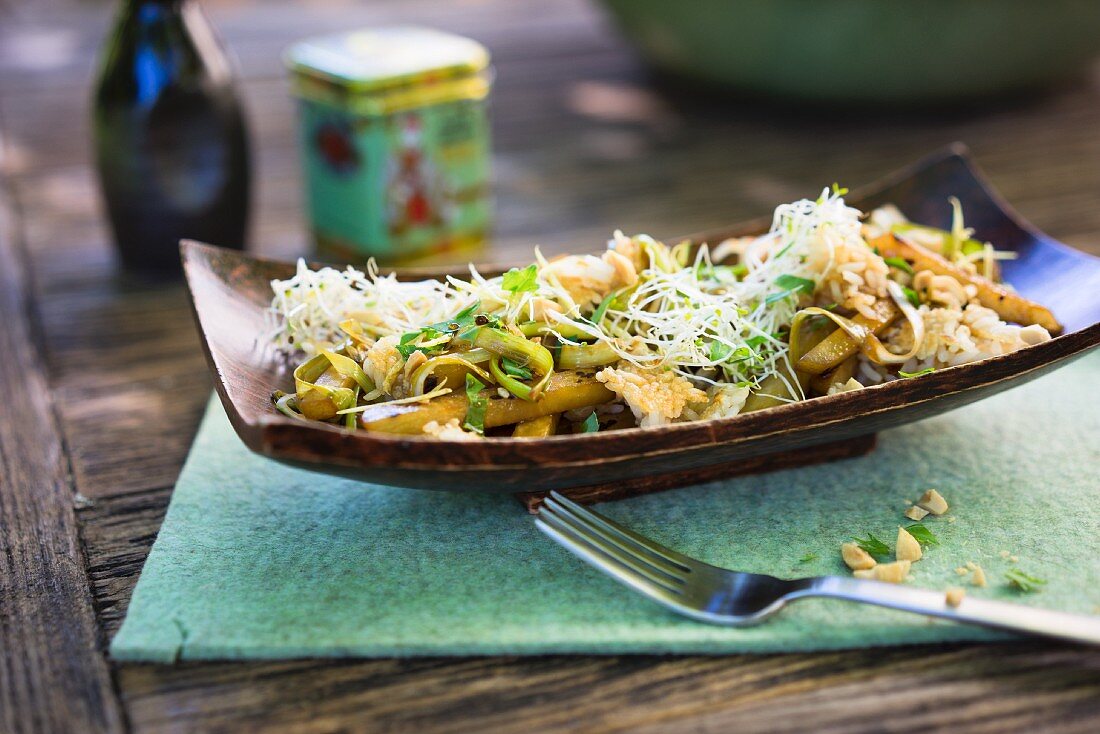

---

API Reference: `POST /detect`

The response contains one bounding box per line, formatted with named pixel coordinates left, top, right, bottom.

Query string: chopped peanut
left=841, top=542, right=877, bottom=571
left=904, top=505, right=929, bottom=522
left=955, top=566, right=969, bottom=576
left=966, top=561, right=978, bottom=571
left=945, top=587, right=966, bottom=607
left=855, top=560, right=911, bottom=583
left=998, top=550, right=1010, bottom=559
left=1010, top=555, right=1019, bottom=563
left=917, top=489, right=949, bottom=515
left=971, top=565, right=987, bottom=587
left=896, top=526, right=922, bottom=562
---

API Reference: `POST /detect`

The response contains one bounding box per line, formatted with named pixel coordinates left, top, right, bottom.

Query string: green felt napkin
left=111, top=354, right=1100, bottom=662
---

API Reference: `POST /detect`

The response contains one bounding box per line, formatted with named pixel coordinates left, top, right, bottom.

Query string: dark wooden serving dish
left=182, top=144, right=1100, bottom=501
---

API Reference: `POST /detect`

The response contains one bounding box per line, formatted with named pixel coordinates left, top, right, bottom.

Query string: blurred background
left=4, top=0, right=1100, bottom=276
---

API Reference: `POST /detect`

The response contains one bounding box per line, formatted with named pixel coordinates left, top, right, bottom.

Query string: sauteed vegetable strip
left=513, top=414, right=559, bottom=438
left=871, top=233, right=1061, bottom=333
left=357, top=372, right=614, bottom=434
left=796, top=299, right=900, bottom=375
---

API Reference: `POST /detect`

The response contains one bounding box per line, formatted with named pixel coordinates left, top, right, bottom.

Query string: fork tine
left=537, top=507, right=685, bottom=592
left=535, top=516, right=685, bottom=608
left=543, top=496, right=689, bottom=582
left=547, top=491, right=693, bottom=571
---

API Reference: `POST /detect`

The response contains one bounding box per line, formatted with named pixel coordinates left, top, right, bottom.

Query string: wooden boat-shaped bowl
left=182, top=144, right=1100, bottom=496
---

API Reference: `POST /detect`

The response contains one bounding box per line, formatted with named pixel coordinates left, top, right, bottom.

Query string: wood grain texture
left=114, top=644, right=1100, bottom=734
left=2, top=0, right=1100, bottom=732
left=0, top=129, right=124, bottom=733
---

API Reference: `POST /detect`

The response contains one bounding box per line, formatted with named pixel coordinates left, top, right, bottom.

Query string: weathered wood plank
left=0, top=129, right=124, bottom=734
left=78, top=487, right=172, bottom=636
left=114, top=644, right=1100, bottom=734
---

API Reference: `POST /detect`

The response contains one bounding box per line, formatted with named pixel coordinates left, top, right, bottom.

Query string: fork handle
left=798, top=576, right=1100, bottom=645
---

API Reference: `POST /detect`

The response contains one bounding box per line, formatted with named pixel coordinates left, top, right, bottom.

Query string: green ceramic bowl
left=598, top=0, right=1100, bottom=103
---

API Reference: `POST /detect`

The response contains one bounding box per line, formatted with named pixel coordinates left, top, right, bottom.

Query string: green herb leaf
left=399, top=301, right=484, bottom=358
left=884, top=256, right=914, bottom=274
left=451, top=300, right=481, bottom=323
left=502, top=264, right=539, bottom=293
left=902, top=286, right=921, bottom=308
left=775, top=274, right=815, bottom=293
left=708, top=339, right=734, bottom=362
left=397, top=332, right=421, bottom=357
left=463, top=374, right=488, bottom=434
left=1004, top=568, right=1046, bottom=592
left=396, top=326, right=450, bottom=359
left=500, top=356, right=533, bottom=381
left=730, top=346, right=753, bottom=362
left=852, top=533, right=891, bottom=559
left=798, top=552, right=818, bottom=564
left=581, top=412, right=599, bottom=433
left=765, top=275, right=815, bottom=305
left=428, top=300, right=481, bottom=334
left=898, top=367, right=935, bottom=379
left=904, top=523, right=939, bottom=547
left=744, top=334, right=771, bottom=350
left=589, top=291, right=616, bottom=325
left=396, top=341, right=420, bottom=359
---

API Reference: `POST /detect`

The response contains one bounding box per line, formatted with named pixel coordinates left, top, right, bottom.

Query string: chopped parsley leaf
left=463, top=374, right=488, bottom=434
left=1005, top=568, right=1046, bottom=592
left=898, top=367, right=935, bottom=379
left=502, top=264, right=539, bottom=293
left=709, top=339, right=734, bottom=362
left=902, top=286, right=921, bottom=308
left=396, top=327, right=450, bottom=359
left=884, top=256, right=914, bottom=274
left=429, top=300, right=481, bottom=333
left=765, top=274, right=815, bottom=305
left=581, top=412, right=599, bottom=433
left=852, top=533, right=891, bottom=559
left=589, top=291, right=616, bottom=325
left=904, top=523, right=939, bottom=546
left=775, top=274, right=815, bottom=293
left=500, top=356, right=533, bottom=381
left=745, top=334, right=772, bottom=350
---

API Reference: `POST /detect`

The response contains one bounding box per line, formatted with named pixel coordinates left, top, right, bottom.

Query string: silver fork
left=535, top=491, right=1100, bottom=645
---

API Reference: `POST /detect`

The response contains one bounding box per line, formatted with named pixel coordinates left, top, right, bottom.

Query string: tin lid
left=285, top=26, right=490, bottom=94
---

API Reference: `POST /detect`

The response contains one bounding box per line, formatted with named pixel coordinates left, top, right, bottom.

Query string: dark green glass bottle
left=93, top=0, right=250, bottom=273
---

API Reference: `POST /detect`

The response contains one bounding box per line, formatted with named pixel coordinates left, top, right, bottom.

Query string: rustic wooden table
left=3, top=0, right=1100, bottom=732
